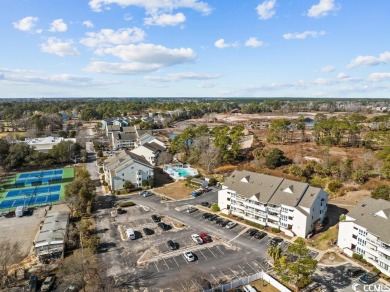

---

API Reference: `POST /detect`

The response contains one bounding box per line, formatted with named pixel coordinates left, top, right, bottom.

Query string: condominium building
left=218, top=170, right=328, bottom=238
left=338, top=198, right=390, bottom=277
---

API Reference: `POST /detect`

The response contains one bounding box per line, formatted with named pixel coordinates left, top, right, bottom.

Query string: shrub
left=118, top=201, right=135, bottom=207
left=210, top=203, right=220, bottom=212
left=339, top=214, right=346, bottom=222
left=372, top=267, right=381, bottom=274
left=97, top=150, right=103, bottom=157
left=371, top=185, right=390, bottom=201
left=103, top=181, right=108, bottom=186
left=99, top=167, right=104, bottom=173
left=208, top=177, right=217, bottom=186
left=353, top=253, right=364, bottom=261
left=271, top=227, right=281, bottom=233
left=309, top=176, right=327, bottom=188
left=245, top=221, right=265, bottom=229
left=328, top=181, right=343, bottom=193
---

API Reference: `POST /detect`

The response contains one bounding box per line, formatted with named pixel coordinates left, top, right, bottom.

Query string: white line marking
left=246, top=261, right=258, bottom=273
left=163, top=258, right=170, bottom=269
left=228, top=227, right=248, bottom=243
left=215, top=245, right=225, bottom=255
left=238, top=265, right=249, bottom=276
left=172, top=256, right=180, bottom=267
left=207, top=247, right=218, bottom=258
left=210, top=274, right=218, bottom=282
left=182, top=254, right=189, bottom=264
left=154, top=261, right=160, bottom=272
left=199, top=249, right=208, bottom=259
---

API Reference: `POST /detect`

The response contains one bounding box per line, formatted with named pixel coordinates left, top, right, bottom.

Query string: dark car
left=218, top=219, right=229, bottom=227
left=246, top=228, right=257, bottom=236
left=117, top=208, right=127, bottom=214
left=208, top=214, right=218, bottom=221
left=201, top=202, right=211, bottom=207
left=151, top=215, right=161, bottom=223
left=167, top=240, right=178, bottom=250
left=157, top=222, right=170, bottom=230
left=143, top=227, right=154, bottom=235
left=202, top=213, right=212, bottom=219
left=212, top=216, right=222, bottom=224
left=347, top=267, right=365, bottom=277
left=254, top=231, right=267, bottom=240
left=359, top=272, right=379, bottom=284
left=269, top=237, right=283, bottom=246
left=186, top=207, right=198, bottom=213
left=28, top=274, right=38, bottom=292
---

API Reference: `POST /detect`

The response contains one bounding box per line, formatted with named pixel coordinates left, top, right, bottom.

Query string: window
left=122, top=173, right=124, bottom=176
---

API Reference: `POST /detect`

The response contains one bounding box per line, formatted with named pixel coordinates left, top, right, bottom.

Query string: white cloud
left=145, top=72, right=222, bottom=82
left=13, top=16, right=39, bottom=32
left=256, top=0, right=276, bottom=20
left=82, top=20, right=94, bottom=28
left=144, top=12, right=186, bottom=26
left=307, top=0, right=339, bottom=18
left=348, top=51, right=390, bottom=69
left=40, top=38, right=80, bottom=57
left=198, top=81, right=216, bottom=88
left=214, top=38, right=238, bottom=49
left=88, top=0, right=212, bottom=15
left=124, top=14, right=133, bottom=21
left=320, top=65, right=335, bottom=73
left=369, top=72, right=390, bottom=82
left=95, top=43, right=196, bottom=65
left=337, top=72, right=349, bottom=79
left=283, top=30, right=326, bottom=40
left=245, top=37, right=264, bottom=48
left=84, top=61, right=161, bottom=74
left=80, top=28, right=145, bottom=48
left=0, top=67, right=116, bottom=87
left=49, top=19, right=68, bottom=32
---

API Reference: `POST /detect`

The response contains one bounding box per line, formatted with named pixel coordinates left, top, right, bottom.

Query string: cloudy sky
left=1, top=0, right=390, bottom=98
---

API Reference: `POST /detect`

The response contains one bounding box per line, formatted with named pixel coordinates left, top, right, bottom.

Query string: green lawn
left=63, top=167, right=74, bottom=179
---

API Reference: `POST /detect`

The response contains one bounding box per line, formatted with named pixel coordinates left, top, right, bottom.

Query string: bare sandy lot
left=153, top=180, right=193, bottom=200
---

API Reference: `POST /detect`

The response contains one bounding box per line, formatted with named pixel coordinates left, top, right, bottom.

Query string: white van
left=126, top=228, right=136, bottom=240
left=243, top=285, right=256, bottom=292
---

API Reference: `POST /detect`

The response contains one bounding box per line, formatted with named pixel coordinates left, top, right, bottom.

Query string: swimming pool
left=163, top=164, right=198, bottom=180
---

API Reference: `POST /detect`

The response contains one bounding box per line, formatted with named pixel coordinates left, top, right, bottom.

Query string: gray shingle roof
left=346, top=198, right=390, bottom=243
left=223, top=170, right=326, bottom=208
left=35, top=211, right=69, bottom=248
left=143, top=142, right=165, bottom=152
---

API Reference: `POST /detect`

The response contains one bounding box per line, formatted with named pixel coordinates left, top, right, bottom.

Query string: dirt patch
left=153, top=180, right=193, bottom=200
left=308, top=226, right=339, bottom=251
left=249, top=279, right=281, bottom=292
left=319, top=252, right=346, bottom=265
left=330, top=190, right=371, bottom=209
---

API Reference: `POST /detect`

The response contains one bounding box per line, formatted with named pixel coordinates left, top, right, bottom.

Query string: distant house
left=24, top=137, right=76, bottom=153
left=35, top=211, right=70, bottom=262
left=103, top=150, right=154, bottom=191
left=131, top=140, right=166, bottom=166
left=112, top=132, right=138, bottom=149
left=338, top=198, right=390, bottom=277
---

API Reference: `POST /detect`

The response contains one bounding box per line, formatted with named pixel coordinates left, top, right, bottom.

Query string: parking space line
left=210, top=274, right=218, bottom=283
left=207, top=247, right=218, bottom=258
left=238, top=265, right=249, bottom=276
left=199, top=249, right=208, bottom=259
left=163, top=258, right=170, bottom=269
left=246, top=261, right=258, bottom=273
left=181, top=254, right=189, bottom=264
left=172, top=256, right=180, bottom=268
left=228, top=228, right=248, bottom=243
left=229, top=268, right=238, bottom=276
left=154, top=261, right=160, bottom=272
left=215, top=245, right=225, bottom=255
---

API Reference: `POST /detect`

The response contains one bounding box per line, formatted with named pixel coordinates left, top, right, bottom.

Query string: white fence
left=204, top=271, right=291, bottom=292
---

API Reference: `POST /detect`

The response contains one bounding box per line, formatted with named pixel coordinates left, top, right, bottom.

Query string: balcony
left=268, top=206, right=280, bottom=213
left=366, top=237, right=378, bottom=245
left=268, top=214, right=280, bottom=222
left=243, top=215, right=266, bottom=225
left=246, top=202, right=267, bottom=211
left=378, top=245, right=390, bottom=257
left=378, top=254, right=390, bottom=266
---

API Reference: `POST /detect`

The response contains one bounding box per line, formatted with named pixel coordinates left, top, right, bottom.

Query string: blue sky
left=1, top=0, right=390, bottom=98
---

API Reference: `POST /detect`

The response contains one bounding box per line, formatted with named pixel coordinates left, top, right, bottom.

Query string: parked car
left=40, top=276, right=55, bottom=292
left=347, top=267, right=365, bottom=277
left=199, top=232, right=212, bottom=243
left=226, top=222, right=237, bottom=229
left=140, top=190, right=153, bottom=197
left=151, top=215, right=160, bottom=222
left=116, top=208, right=127, bottom=214
left=28, top=274, right=38, bottom=292
left=213, top=217, right=223, bottom=224
left=157, top=222, right=170, bottom=230
left=183, top=251, right=195, bottom=262
left=186, top=207, right=198, bottom=213
left=269, top=237, right=283, bottom=246
left=254, top=231, right=267, bottom=240
left=167, top=240, right=178, bottom=250
left=208, top=214, right=218, bottom=221
left=246, top=228, right=257, bottom=236
left=143, top=227, right=154, bottom=235
left=202, top=213, right=212, bottom=219
left=201, top=202, right=211, bottom=207
left=218, top=219, right=229, bottom=227
left=191, top=234, right=204, bottom=244
left=359, top=272, right=379, bottom=284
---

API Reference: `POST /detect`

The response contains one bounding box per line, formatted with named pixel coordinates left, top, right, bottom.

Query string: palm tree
left=267, top=245, right=282, bottom=262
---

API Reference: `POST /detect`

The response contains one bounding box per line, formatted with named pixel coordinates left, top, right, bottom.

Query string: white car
left=191, top=234, right=203, bottom=244
left=226, top=222, right=237, bottom=229
left=183, top=251, right=195, bottom=262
